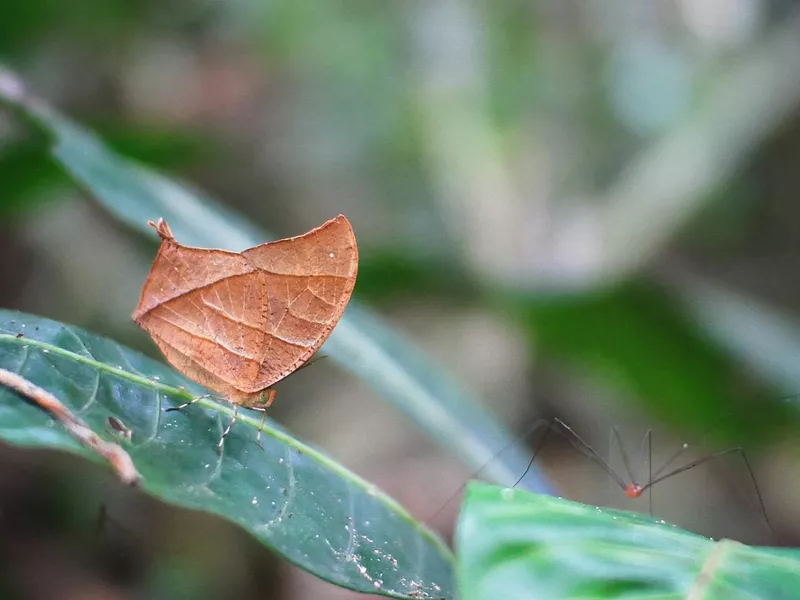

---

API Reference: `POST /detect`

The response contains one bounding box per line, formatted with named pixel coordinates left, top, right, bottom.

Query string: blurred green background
left=2, top=1, right=800, bottom=598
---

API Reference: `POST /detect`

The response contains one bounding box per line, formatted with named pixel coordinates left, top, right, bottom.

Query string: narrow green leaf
left=457, top=482, right=800, bottom=600
left=0, top=310, right=454, bottom=599
left=677, top=278, right=800, bottom=396
left=515, top=281, right=791, bottom=445
left=0, top=65, right=554, bottom=495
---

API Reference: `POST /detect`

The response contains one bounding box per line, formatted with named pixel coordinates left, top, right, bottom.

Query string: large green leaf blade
left=0, top=66, right=553, bottom=495
left=0, top=310, right=454, bottom=599
left=456, top=482, right=800, bottom=600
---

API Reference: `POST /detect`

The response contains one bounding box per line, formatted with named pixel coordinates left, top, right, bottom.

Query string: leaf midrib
left=0, top=331, right=454, bottom=563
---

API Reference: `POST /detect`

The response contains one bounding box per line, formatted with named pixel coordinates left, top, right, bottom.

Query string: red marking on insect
left=625, top=483, right=643, bottom=499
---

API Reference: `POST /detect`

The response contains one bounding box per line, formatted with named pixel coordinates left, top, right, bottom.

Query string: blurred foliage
left=513, top=280, right=792, bottom=445
left=0, top=83, right=552, bottom=494
left=0, top=0, right=145, bottom=55
left=1, top=0, right=800, bottom=598
left=355, top=252, right=793, bottom=447
left=0, top=125, right=204, bottom=215
left=0, top=143, right=64, bottom=213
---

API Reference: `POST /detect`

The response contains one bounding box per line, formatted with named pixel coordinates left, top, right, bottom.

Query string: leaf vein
left=75, top=371, right=101, bottom=415
left=202, top=413, right=225, bottom=487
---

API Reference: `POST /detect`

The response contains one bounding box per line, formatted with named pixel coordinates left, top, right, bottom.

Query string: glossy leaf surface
left=0, top=310, right=454, bottom=599
left=457, top=482, right=800, bottom=600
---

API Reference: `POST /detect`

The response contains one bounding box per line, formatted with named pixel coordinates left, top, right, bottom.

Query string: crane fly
left=513, top=417, right=774, bottom=537
left=428, top=416, right=775, bottom=541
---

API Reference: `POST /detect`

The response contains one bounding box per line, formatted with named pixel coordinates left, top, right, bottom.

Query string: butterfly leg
left=253, top=388, right=277, bottom=449
left=217, top=405, right=239, bottom=453
left=165, top=394, right=212, bottom=413
left=251, top=409, right=267, bottom=450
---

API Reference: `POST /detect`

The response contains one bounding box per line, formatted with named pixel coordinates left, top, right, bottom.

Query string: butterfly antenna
left=296, top=354, right=329, bottom=373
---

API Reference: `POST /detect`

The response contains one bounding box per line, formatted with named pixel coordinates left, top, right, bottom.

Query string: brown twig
left=0, top=367, right=141, bottom=485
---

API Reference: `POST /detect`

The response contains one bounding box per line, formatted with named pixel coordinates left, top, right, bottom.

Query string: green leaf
left=0, top=142, right=67, bottom=214
left=0, top=65, right=554, bottom=495
left=456, top=482, right=800, bottom=600
left=515, top=280, right=792, bottom=446
left=0, top=310, right=454, bottom=599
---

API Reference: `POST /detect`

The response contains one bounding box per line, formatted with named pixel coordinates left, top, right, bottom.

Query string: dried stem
left=0, top=367, right=141, bottom=485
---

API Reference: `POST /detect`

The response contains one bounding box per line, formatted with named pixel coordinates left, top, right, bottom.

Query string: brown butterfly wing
left=241, top=214, right=358, bottom=391
left=133, top=228, right=268, bottom=400
left=133, top=216, right=357, bottom=404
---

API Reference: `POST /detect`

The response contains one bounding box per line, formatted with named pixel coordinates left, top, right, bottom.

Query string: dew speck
left=329, top=252, right=335, bottom=258
left=252, top=497, right=258, bottom=505
left=373, top=580, right=382, bottom=590
left=278, top=458, right=284, bottom=464
left=153, top=376, right=160, bottom=381
left=204, top=464, right=210, bottom=469
left=42, top=349, right=49, bottom=354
